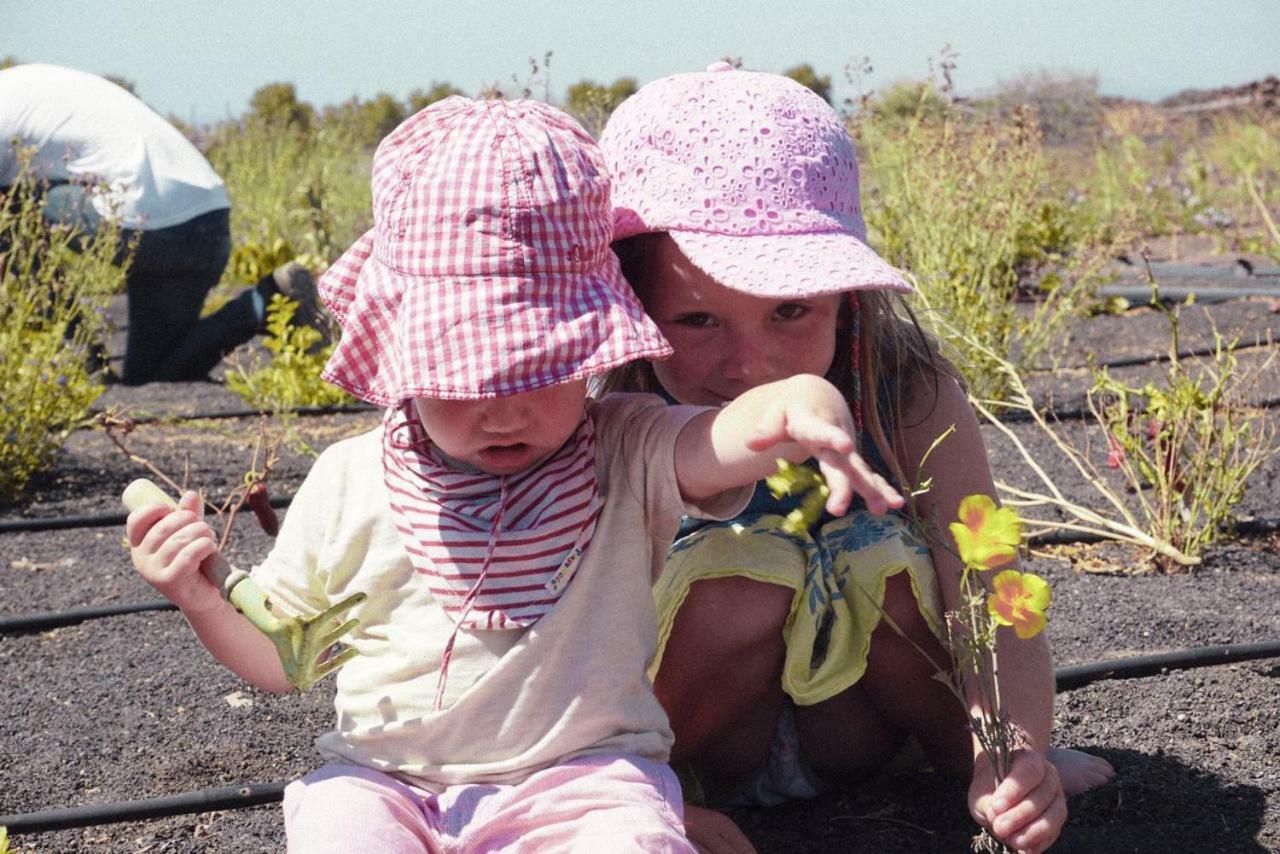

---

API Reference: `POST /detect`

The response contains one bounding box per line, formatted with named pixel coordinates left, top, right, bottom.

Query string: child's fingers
left=742, top=414, right=791, bottom=452
left=139, top=507, right=198, bottom=554
left=987, top=752, right=1066, bottom=852
left=126, top=503, right=176, bottom=548
left=991, top=782, right=1066, bottom=854
left=783, top=408, right=856, bottom=453
left=136, top=511, right=214, bottom=581
left=814, top=449, right=904, bottom=517
left=177, top=489, right=204, bottom=515
left=171, top=535, right=219, bottom=581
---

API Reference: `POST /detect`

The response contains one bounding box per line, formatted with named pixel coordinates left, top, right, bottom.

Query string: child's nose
left=478, top=399, right=527, bottom=433
left=722, top=331, right=783, bottom=385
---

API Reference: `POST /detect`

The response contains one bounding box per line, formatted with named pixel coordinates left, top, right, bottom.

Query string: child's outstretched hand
left=742, top=374, right=902, bottom=516
left=677, top=373, right=904, bottom=516
left=127, top=489, right=225, bottom=615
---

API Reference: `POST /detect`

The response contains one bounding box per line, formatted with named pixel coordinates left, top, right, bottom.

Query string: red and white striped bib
left=382, top=401, right=600, bottom=632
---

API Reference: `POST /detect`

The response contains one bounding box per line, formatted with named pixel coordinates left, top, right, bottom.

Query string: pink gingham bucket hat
left=320, top=97, right=671, bottom=404
left=599, top=63, right=911, bottom=299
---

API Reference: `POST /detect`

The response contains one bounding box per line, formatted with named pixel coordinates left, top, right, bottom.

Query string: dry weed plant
left=855, top=100, right=1119, bottom=403
left=99, top=411, right=284, bottom=550
left=958, top=278, right=1277, bottom=572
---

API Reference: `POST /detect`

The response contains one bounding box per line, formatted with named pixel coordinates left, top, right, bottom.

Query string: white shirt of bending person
left=0, top=63, right=230, bottom=230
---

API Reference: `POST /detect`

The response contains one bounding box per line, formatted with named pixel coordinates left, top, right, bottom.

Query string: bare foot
left=1049, top=747, right=1115, bottom=796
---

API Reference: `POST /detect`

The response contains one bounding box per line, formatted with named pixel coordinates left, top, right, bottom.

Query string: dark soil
left=2, top=280, right=1279, bottom=852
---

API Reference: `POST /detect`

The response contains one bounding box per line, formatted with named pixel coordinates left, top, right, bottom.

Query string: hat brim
left=319, top=231, right=671, bottom=404
left=666, top=229, right=913, bottom=299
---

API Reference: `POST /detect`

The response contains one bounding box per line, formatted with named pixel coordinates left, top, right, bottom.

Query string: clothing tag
left=543, top=509, right=597, bottom=594
left=544, top=546, right=584, bottom=594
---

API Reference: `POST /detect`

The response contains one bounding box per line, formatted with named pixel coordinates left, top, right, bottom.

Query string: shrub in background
left=205, top=104, right=372, bottom=279
left=0, top=157, right=125, bottom=503
left=1199, top=112, right=1280, bottom=259
left=225, top=294, right=351, bottom=413
left=1075, top=109, right=1278, bottom=258
left=856, top=104, right=1114, bottom=401
left=992, top=70, right=1104, bottom=147
left=565, top=76, right=637, bottom=137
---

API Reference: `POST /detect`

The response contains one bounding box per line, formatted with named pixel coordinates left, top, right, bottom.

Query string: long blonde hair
left=604, top=234, right=962, bottom=490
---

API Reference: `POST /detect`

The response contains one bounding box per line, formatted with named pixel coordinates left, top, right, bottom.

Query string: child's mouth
left=479, top=442, right=532, bottom=469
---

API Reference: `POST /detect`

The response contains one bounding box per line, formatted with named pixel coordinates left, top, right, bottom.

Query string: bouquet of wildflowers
left=947, top=494, right=1051, bottom=785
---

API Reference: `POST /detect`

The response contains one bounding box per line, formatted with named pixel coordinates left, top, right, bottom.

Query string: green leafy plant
left=764, top=458, right=830, bottom=535
left=225, top=294, right=352, bottom=412
left=227, top=235, right=308, bottom=287
left=1088, top=287, right=1278, bottom=570
left=0, top=152, right=125, bottom=503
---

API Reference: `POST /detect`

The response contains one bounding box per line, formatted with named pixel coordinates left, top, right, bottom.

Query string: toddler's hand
left=127, top=490, right=223, bottom=614
left=969, top=748, right=1066, bottom=854
left=746, top=375, right=903, bottom=516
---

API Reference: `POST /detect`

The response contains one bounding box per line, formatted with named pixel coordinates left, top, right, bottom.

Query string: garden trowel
left=122, top=478, right=364, bottom=691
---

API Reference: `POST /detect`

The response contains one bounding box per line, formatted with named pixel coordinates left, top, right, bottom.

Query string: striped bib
left=382, top=401, right=600, bottom=632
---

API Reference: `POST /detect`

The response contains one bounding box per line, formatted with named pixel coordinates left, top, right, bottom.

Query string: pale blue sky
left=6, top=0, right=1277, bottom=124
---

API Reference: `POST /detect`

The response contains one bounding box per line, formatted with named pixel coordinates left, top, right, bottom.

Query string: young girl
left=127, top=97, right=902, bottom=853
left=599, top=65, right=1115, bottom=854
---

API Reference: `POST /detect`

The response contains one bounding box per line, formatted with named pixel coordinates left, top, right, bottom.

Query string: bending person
left=0, top=63, right=316, bottom=385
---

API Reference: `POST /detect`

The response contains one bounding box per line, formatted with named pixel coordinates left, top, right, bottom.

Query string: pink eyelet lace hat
left=319, top=97, right=672, bottom=404
left=599, top=63, right=912, bottom=299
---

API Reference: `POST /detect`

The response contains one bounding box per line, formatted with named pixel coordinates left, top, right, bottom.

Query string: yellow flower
left=987, top=570, right=1051, bottom=639
left=949, top=494, right=1023, bottom=570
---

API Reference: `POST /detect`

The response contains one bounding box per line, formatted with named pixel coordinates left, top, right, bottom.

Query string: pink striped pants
left=282, top=753, right=694, bottom=853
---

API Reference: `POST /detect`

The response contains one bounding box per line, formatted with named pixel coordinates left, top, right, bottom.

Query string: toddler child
left=128, top=96, right=900, bottom=853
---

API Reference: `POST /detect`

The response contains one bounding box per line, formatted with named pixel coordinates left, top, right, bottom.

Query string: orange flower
left=949, top=494, right=1023, bottom=570
left=987, top=570, right=1051, bottom=639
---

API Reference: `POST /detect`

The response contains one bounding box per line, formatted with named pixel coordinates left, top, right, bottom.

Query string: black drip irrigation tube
left=1098, top=282, right=1280, bottom=304
left=0, top=600, right=176, bottom=632
left=1053, top=640, right=1280, bottom=691
left=86, top=401, right=378, bottom=426
left=3, top=639, right=1279, bottom=836
left=0, top=782, right=287, bottom=835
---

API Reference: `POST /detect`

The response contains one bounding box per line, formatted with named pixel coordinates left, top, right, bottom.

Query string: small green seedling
left=122, top=478, right=365, bottom=691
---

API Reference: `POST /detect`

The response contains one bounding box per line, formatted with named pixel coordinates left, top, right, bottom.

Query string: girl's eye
left=775, top=303, right=809, bottom=321
left=674, top=312, right=714, bottom=328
